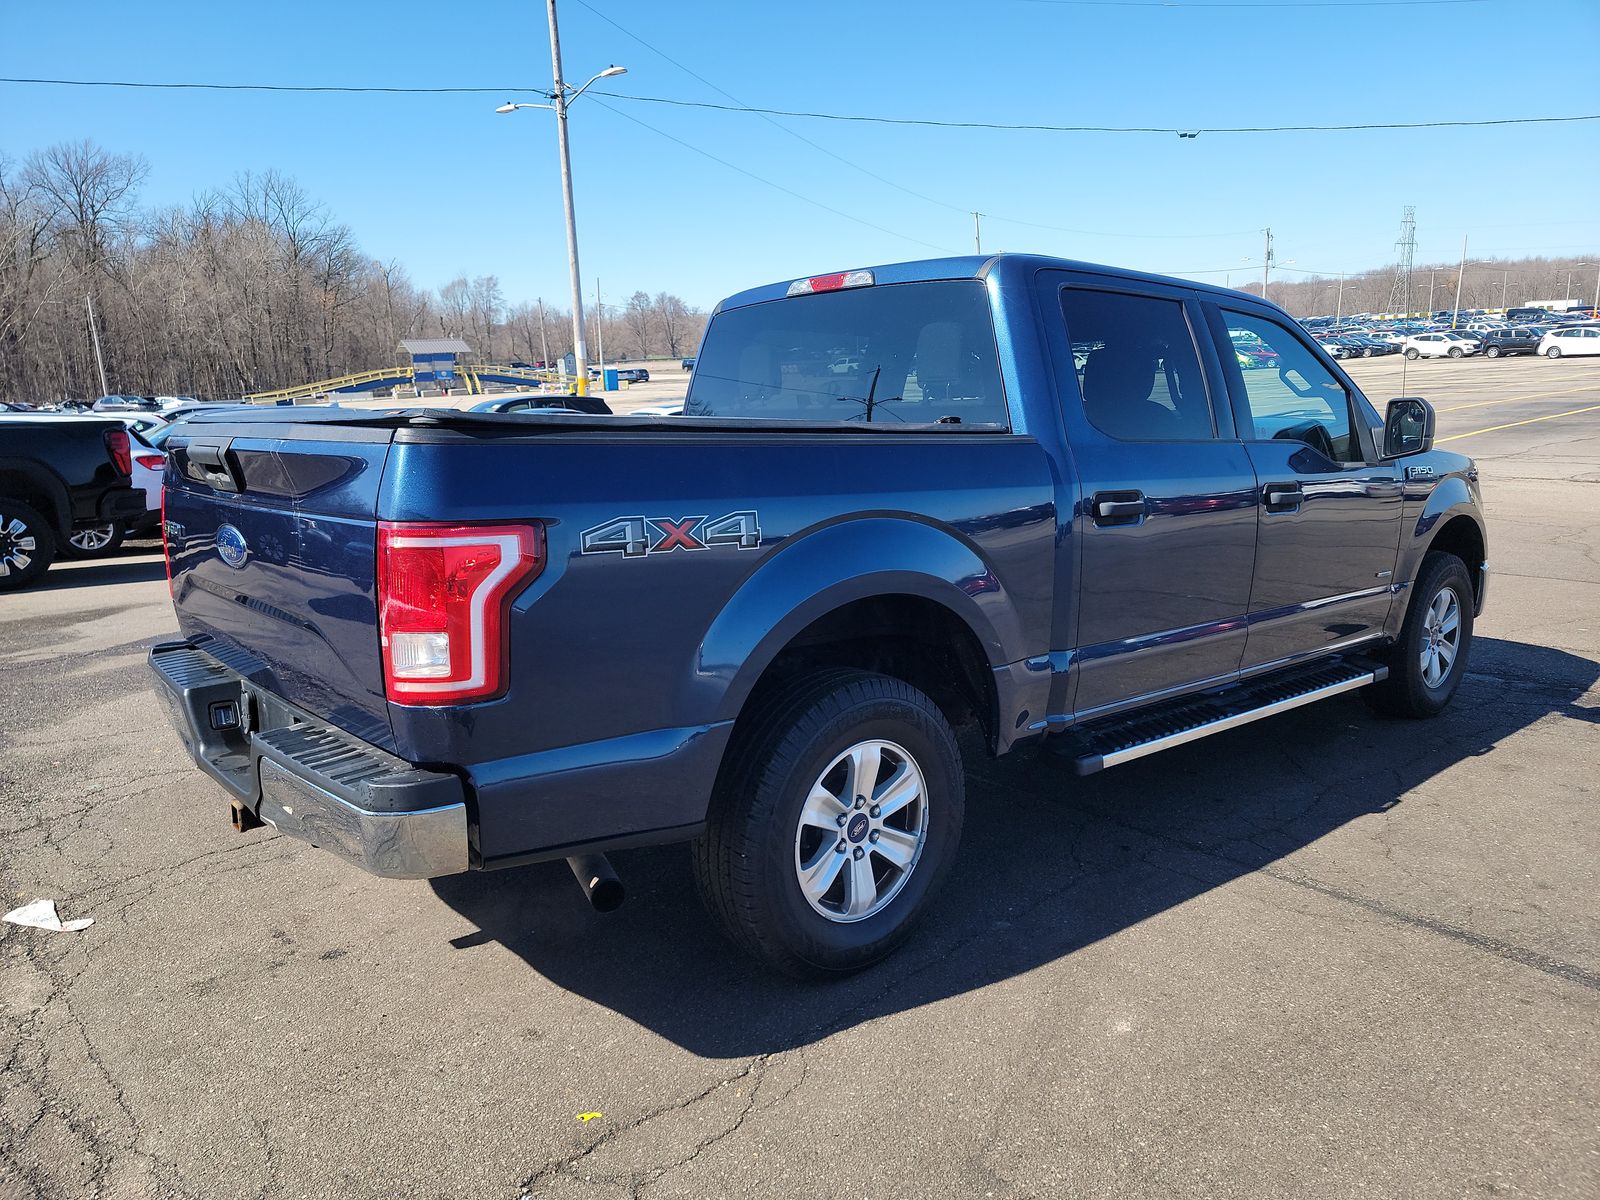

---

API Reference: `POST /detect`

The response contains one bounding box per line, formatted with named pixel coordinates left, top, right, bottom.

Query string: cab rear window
left=685, top=281, right=1008, bottom=427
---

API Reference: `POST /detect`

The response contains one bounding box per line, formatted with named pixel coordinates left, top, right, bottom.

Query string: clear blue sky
left=4, top=0, right=1598, bottom=309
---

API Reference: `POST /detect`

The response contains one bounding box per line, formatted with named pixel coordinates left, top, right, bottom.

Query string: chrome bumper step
left=1062, top=658, right=1388, bottom=776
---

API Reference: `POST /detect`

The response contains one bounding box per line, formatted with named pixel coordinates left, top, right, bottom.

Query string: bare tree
left=623, top=290, right=653, bottom=359
left=653, top=292, right=700, bottom=358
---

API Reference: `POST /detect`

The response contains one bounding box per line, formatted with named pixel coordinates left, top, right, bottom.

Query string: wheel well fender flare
left=1402, top=479, right=1486, bottom=599
left=1411, top=477, right=1480, bottom=552
left=0, top=458, right=71, bottom=537
left=683, top=516, right=1021, bottom=725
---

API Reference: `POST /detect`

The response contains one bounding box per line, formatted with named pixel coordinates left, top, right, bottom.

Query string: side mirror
left=1384, top=396, right=1435, bottom=458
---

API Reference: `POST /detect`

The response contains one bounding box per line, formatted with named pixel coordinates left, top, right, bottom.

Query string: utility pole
left=1261, top=228, right=1274, bottom=302
left=972, top=212, right=983, bottom=254
left=1426, top=271, right=1438, bottom=314
left=537, top=297, right=549, bottom=368
left=594, top=276, right=604, bottom=385
left=1451, top=234, right=1467, bottom=328
left=548, top=0, right=590, bottom=396
left=1564, top=263, right=1592, bottom=306
left=1500, top=271, right=1509, bottom=313
left=85, top=294, right=109, bottom=397
left=1336, top=273, right=1347, bottom=323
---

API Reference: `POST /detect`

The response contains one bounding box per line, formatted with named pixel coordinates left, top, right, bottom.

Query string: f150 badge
left=580, top=511, right=761, bottom=558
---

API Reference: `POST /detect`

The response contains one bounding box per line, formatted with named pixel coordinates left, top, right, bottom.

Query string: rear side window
left=685, top=281, right=1007, bottom=426
left=1058, top=288, right=1216, bottom=441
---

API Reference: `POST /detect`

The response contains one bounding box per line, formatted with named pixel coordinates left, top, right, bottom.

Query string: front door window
left=1223, top=312, right=1357, bottom=464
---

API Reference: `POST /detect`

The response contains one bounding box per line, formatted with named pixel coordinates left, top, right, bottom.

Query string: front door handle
left=1262, top=482, right=1303, bottom=512
left=1092, top=491, right=1146, bottom=526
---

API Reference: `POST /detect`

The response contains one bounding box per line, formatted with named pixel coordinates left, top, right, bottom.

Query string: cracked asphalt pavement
left=2, top=357, right=1597, bottom=1198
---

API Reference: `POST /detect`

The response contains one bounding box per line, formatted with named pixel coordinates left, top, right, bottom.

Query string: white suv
left=1540, top=327, right=1600, bottom=358
left=1402, top=332, right=1478, bottom=360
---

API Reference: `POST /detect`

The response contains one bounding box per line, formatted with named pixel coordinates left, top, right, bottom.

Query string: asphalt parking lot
left=2, top=356, right=1597, bottom=1199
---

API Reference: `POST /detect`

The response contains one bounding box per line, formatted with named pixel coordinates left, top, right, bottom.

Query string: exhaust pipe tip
left=567, top=853, right=625, bottom=913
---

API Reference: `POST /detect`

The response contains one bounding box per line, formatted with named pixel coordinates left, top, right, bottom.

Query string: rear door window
left=685, top=280, right=1007, bottom=426
left=1057, top=288, right=1217, bottom=441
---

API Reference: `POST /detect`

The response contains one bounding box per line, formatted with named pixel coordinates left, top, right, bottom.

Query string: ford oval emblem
left=215, top=523, right=249, bottom=569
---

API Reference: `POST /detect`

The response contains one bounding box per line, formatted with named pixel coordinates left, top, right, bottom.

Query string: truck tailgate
left=165, top=426, right=396, bottom=750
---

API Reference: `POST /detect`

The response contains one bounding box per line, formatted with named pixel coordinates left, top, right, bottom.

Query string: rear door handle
left=1262, top=482, right=1303, bottom=512
left=1092, top=491, right=1146, bottom=526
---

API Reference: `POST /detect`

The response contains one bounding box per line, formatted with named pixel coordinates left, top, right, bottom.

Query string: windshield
left=685, top=280, right=1008, bottom=426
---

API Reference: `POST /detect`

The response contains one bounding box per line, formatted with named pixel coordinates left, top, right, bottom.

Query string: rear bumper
left=149, top=640, right=469, bottom=879
left=92, top=486, right=148, bottom=526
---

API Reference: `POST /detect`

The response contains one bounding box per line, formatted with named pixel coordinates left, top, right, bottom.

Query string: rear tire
left=0, top=500, right=57, bottom=592
left=1546, top=347, right=1562, bottom=359
left=1485, top=345, right=1501, bottom=358
left=1404, top=348, right=1420, bottom=360
left=1365, top=552, right=1474, bottom=719
left=692, top=669, right=965, bottom=978
left=62, top=520, right=125, bottom=559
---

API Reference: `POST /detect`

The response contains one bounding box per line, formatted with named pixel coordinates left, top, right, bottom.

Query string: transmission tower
left=1387, top=206, right=1416, bottom=316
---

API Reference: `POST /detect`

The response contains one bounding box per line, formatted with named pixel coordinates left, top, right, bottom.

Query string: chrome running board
left=1065, top=658, right=1388, bottom=776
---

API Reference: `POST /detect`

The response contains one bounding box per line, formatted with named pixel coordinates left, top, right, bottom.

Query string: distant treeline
left=1244, top=253, right=1599, bottom=320
left=0, top=140, right=708, bottom=401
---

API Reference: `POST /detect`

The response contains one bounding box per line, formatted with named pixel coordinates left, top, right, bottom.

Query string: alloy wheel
left=0, top=516, right=37, bottom=578
left=68, top=523, right=117, bottom=553
left=793, top=739, right=929, bottom=923
left=1419, top=586, right=1461, bottom=689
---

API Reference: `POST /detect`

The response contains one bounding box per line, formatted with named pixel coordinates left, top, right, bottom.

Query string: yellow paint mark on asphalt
left=1433, top=382, right=1600, bottom=414
left=1439, top=404, right=1600, bottom=442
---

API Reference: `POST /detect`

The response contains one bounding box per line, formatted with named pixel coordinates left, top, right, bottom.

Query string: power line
left=563, top=3, right=1262, bottom=242
left=0, top=76, right=531, bottom=94
left=590, top=92, right=1600, bottom=136
left=586, top=97, right=953, bottom=255
left=567, top=0, right=966, bottom=218
left=3, top=76, right=1592, bottom=136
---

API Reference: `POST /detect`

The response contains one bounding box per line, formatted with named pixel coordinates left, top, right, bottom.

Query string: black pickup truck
left=0, top=415, right=148, bottom=589
left=152, top=254, right=1489, bottom=976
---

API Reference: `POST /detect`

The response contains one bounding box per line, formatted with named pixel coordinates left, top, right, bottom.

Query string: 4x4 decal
left=580, top=511, right=762, bottom=558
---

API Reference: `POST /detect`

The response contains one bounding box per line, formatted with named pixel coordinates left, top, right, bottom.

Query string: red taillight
left=104, top=428, right=131, bottom=476
left=376, top=522, right=544, bottom=706
left=135, top=453, right=165, bottom=470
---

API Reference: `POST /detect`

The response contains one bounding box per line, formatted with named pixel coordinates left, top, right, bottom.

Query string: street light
left=496, top=6, right=626, bottom=397
left=1323, top=272, right=1354, bottom=322
left=1456, top=260, right=1514, bottom=319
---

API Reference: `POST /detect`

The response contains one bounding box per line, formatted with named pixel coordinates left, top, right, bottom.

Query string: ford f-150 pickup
left=151, top=254, right=1488, bottom=976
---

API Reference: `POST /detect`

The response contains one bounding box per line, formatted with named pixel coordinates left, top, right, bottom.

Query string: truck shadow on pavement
left=431, top=636, right=1597, bottom=1057
left=33, top=553, right=168, bottom=591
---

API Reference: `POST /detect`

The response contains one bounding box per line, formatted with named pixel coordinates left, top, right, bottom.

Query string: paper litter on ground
left=3, top=898, right=94, bottom=933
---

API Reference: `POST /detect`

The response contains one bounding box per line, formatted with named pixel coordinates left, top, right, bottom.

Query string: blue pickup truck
left=151, top=254, right=1487, bottom=976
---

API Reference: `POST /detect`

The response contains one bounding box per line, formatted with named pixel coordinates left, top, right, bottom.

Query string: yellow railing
left=244, top=366, right=415, bottom=403
left=243, top=364, right=567, bottom=403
